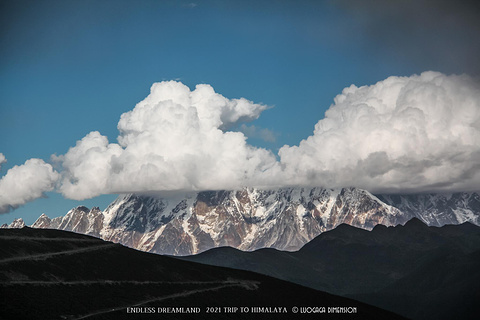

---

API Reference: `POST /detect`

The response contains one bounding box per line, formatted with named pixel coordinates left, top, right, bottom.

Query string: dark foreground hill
left=181, top=218, right=480, bottom=320
left=0, top=227, right=404, bottom=320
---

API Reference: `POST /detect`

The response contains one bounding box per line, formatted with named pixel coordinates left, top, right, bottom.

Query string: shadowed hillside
left=0, top=227, right=404, bottom=320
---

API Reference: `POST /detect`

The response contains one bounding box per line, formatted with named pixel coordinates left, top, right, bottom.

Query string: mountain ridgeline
left=12, top=187, right=480, bottom=255
left=181, top=219, right=480, bottom=320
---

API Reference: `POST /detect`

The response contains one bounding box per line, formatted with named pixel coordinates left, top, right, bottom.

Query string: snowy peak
left=31, top=206, right=104, bottom=237
left=377, top=192, right=480, bottom=226
left=7, top=218, right=26, bottom=229
left=326, top=188, right=403, bottom=229
left=0, top=218, right=25, bottom=229
left=32, top=213, right=51, bottom=229
left=17, top=187, right=480, bottom=256
left=29, top=187, right=410, bottom=255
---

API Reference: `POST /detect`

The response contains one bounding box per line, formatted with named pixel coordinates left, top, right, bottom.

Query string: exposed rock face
left=31, top=214, right=50, bottom=228
left=377, top=193, right=480, bottom=226
left=99, top=188, right=407, bottom=255
left=27, top=187, right=480, bottom=256
left=32, top=207, right=103, bottom=237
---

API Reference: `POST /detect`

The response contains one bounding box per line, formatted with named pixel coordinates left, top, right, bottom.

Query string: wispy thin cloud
left=183, top=3, right=198, bottom=9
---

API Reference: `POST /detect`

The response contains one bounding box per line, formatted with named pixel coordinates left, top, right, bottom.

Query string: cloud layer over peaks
left=58, top=81, right=279, bottom=200
left=0, top=158, right=60, bottom=213
left=279, top=71, right=480, bottom=193
left=1, top=73, right=479, bottom=212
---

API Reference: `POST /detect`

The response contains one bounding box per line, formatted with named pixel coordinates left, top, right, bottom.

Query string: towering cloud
left=0, top=158, right=60, bottom=213
left=57, top=81, right=279, bottom=200
left=279, top=71, right=480, bottom=193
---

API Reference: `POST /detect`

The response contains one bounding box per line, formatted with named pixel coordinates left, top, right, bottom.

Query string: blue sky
left=1, top=0, right=479, bottom=225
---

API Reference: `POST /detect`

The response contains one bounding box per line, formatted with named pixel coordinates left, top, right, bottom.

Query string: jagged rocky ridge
left=1, top=218, right=25, bottom=229
left=26, top=187, right=480, bottom=255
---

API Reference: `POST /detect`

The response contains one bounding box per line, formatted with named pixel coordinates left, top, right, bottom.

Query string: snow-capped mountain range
left=3, top=187, right=480, bottom=255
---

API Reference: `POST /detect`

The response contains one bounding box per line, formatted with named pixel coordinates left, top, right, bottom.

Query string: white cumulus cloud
left=279, top=71, right=480, bottom=193
left=0, top=158, right=60, bottom=213
left=58, top=81, right=280, bottom=200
